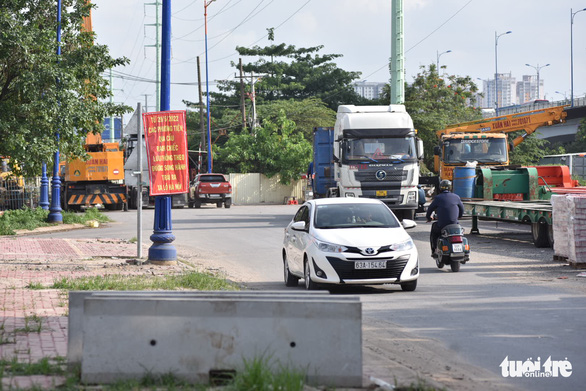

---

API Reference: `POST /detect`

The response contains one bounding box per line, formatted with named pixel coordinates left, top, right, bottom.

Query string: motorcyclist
left=426, top=180, right=464, bottom=255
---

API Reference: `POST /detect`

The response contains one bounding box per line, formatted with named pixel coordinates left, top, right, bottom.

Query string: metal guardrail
left=497, top=96, right=586, bottom=117
left=0, top=177, right=41, bottom=211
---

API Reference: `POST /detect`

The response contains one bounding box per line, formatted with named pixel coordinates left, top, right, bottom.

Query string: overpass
left=496, top=96, right=586, bottom=144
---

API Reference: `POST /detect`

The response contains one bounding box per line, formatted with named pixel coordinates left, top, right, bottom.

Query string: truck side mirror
left=433, top=146, right=441, bottom=156
left=416, top=138, right=424, bottom=160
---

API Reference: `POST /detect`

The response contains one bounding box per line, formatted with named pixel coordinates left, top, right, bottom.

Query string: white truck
left=325, top=105, right=424, bottom=220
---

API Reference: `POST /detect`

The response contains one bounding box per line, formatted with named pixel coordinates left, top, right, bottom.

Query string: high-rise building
left=482, top=73, right=516, bottom=109
left=516, top=75, right=544, bottom=103
left=352, top=81, right=386, bottom=100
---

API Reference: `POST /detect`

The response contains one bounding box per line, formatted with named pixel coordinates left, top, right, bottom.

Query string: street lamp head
left=505, top=30, right=512, bottom=34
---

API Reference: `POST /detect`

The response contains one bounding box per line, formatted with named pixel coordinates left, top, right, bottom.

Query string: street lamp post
left=48, top=0, right=63, bottom=223
left=571, top=8, right=586, bottom=107
left=436, top=50, right=452, bottom=72
left=204, top=0, right=215, bottom=173
left=495, top=30, right=512, bottom=115
left=525, top=63, right=550, bottom=100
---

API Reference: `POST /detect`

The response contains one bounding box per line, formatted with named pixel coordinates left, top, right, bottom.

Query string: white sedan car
left=282, top=198, right=419, bottom=291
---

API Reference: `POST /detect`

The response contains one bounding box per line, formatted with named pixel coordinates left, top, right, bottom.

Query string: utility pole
left=239, top=58, right=246, bottom=131
left=390, top=0, right=404, bottom=104
left=197, top=56, right=205, bottom=173
left=143, top=94, right=152, bottom=112
left=234, top=72, right=266, bottom=130
left=144, top=0, right=161, bottom=111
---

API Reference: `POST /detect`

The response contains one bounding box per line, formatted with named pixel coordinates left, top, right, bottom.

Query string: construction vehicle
left=60, top=4, right=127, bottom=211
left=61, top=133, right=127, bottom=210
left=433, top=105, right=568, bottom=181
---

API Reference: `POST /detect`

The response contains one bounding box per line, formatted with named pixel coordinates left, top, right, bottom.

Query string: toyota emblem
left=375, top=170, right=387, bottom=181
left=365, top=248, right=375, bottom=255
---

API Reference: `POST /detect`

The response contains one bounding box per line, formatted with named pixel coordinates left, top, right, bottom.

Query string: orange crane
left=60, top=3, right=128, bottom=210
left=433, top=105, right=568, bottom=181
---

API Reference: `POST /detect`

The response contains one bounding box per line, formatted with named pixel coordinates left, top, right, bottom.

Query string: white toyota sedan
left=282, top=198, right=419, bottom=291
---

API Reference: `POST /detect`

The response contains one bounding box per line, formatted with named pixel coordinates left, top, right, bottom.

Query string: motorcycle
left=433, top=223, right=470, bottom=272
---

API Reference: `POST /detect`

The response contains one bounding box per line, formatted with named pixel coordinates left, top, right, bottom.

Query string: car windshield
left=199, top=175, right=225, bottom=182
left=314, top=203, right=400, bottom=229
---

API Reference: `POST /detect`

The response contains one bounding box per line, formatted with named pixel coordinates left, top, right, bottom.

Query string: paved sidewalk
left=0, top=234, right=183, bottom=390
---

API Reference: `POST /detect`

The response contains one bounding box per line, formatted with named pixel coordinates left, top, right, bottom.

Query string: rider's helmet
left=439, top=179, right=452, bottom=192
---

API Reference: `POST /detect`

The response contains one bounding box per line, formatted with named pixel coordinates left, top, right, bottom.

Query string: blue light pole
left=148, top=0, right=176, bottom=263
left=205, top=0, right=215, bottom=173
left=39, top=164, right=49, bottom=210
left=48, top=0, right=63, bottom=223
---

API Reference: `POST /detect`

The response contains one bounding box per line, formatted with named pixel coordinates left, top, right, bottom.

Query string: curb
left=13, top=223, right=87, bottom=236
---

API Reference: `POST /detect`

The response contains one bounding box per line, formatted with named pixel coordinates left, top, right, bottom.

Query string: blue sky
left=92, top=0, right=586, bottom=114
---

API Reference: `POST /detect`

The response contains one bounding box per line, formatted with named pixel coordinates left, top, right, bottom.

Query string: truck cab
left=332, top=105, right=424, bottom=220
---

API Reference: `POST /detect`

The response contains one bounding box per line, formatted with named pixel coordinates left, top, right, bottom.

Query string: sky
left=91, top=0, right=586, bottom=118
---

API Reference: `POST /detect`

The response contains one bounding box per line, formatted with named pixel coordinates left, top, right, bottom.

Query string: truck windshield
left=343, top=137, right=416, bottom=163
left=443, top=138, right=507, bottom=164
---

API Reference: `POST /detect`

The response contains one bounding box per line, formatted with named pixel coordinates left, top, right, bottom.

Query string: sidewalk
left=0, top=227, right=182, bottom=390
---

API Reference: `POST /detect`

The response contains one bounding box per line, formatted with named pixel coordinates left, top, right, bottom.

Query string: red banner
left=143, top=110, right=189, bottom=196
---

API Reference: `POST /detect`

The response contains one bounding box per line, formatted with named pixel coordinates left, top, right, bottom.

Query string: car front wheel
left=283, top=254, right=299, bottom=287
left=304, top=258, right=318, bottom=290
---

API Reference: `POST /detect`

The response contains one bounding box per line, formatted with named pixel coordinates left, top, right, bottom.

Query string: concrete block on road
left=71, top=291, right=362, bottom=387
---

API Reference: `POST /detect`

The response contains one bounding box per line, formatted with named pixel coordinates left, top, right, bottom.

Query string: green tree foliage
left=404, top=64, right=481, bottom=170
left=214, top=111, right=312, bottom=184
left=0, top=0, right=130, bottom=177
left=256, top=98, right=336, bottom=140
left=508, top=133, right=553, bottom=166
left=215, top=43, right=363, bottom=111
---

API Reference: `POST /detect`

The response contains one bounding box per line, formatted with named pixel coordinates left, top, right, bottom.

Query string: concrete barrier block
left=78, top=294, right=362, bottom=387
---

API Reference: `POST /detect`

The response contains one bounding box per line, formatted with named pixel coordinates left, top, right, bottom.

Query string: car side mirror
left=401, top=219, right=417, bottom=229
left=291, top=221, right=307, bottom=231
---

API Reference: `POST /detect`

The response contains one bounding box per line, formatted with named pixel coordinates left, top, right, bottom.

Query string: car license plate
left=452, top=243, right=463, bottom=253
left=376, top=190, right=387, bottom=197
left=209, top=194, right=221, bottom=198
left=355, top=261, right=386, bottom=269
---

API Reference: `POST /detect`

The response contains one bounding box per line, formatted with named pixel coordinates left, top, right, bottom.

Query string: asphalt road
left=35, top=204, right=586, bottom=391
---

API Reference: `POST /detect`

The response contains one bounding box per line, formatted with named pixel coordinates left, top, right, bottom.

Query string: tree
left=215, top=43, right=363, bottom=111
left=404, top=64, right=481, bottom=170
left=214, top=111, right=312, bottom=184
left=0, top=0, right=130, bottom=177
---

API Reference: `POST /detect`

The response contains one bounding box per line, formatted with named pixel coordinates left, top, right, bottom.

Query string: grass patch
left=0, top=356, right=66, bottom=376
left=14, top=315, right=45, bottom=333
left=0, top=207, right=110, bottom=235
left=50, top=271, right=240, bottom=291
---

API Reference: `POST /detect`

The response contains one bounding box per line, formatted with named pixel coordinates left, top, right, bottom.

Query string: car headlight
left=312, top=238, right=347, bottom=253
left=391, top=238, right=414, bottom=252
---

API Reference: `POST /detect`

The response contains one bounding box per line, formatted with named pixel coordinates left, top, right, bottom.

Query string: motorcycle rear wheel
left=450, top=260, right=461, bottom=272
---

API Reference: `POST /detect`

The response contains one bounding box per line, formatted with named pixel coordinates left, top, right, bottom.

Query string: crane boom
left=437, top=105, right=568, bottom=146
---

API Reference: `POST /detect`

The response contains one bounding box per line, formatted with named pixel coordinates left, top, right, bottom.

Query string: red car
left=188, top=173, right=232, bottom=208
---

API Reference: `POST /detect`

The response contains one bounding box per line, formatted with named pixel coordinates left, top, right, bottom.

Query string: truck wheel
left=128, top=188, right=136, bottom=209
left=531, top=219, right=551, bottom=248
left=216, top=201, right=222, bottom=208
left=224, top=198, right=232, bottom=208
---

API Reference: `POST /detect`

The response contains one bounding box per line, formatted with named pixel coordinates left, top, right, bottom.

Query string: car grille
left=326, top=256, right=409, bottom=281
